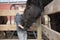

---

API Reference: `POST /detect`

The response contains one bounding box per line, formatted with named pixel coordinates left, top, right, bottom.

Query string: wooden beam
left=44, top=1, right=54, bottom=15
left=36, top=18, right=42, bottom=40
left=0, top=39, right=37, bottom=40
left=0, top=2, right=26, bottom=4
left=0, top=24, right=37, bottom=31
left=0, top=10, right=19, bottom=16
left=0, top=25, right=16, bottom=31
left=42, top=24, right=60, bottom=40
left=44, top=0, right=60, bottom=15
left=53, top=0, right=60, bottom=13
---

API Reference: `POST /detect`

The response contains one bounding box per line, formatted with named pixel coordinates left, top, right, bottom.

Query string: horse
left=21, top=0, right=53, bottom=31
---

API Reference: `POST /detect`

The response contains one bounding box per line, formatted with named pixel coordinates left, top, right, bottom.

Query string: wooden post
left=37, top=18, right=42, bottom=40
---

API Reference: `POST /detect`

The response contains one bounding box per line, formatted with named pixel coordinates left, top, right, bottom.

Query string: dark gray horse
left=21, top=0, right=53, bottom=30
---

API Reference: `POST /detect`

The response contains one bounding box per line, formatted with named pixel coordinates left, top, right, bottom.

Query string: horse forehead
left=30, top=5, right=40, bottom=10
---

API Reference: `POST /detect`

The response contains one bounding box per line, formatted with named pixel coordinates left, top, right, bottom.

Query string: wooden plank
left=44, top=0, right=60, bottom=15
left=0, top=25, right=16, bottom=31
left=0, top=10, right=19, bottom=16
left=0, top=24, right=37, bottom=31
left=42, top=24, right=60, bottom=40
left=53, top=0, right=60, bottom=13
left=36, top=18, right=42, bottom=40
left=0, top=39, right=37, bottom=40
left=42, top=15, right=51, bottom=28
left=0, top=2, right=26, bottom=4
left=44, top=1, right=54, bottom=15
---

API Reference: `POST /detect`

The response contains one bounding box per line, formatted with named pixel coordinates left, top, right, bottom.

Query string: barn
left=0, top=0, right=60, bottom=40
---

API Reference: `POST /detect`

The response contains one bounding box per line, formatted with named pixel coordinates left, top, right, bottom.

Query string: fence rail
left=42, top=24, right=60, bottom=40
